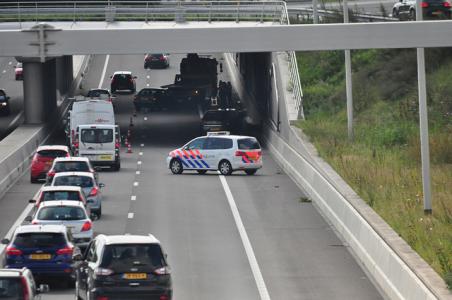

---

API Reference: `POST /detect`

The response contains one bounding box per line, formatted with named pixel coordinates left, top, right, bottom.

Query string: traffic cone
left=130, top=116, right=134, bottom=127
left=125, top=137, right=129, bottom=147
left=127, top=143, right=133, bottom=153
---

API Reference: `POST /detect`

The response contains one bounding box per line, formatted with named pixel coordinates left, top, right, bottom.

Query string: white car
left=28, top=201, right=93, bottom=248
left=167, top=132, right=262, bottom=175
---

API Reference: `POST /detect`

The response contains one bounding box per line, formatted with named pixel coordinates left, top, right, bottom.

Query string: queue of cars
left=392, top=0, right=452, bottom=19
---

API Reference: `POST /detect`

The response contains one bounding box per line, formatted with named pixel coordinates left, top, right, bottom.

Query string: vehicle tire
left=392, top=8, right=398, bottom=18
left=170, top=159, right=183, bottom=174
left=218, top=160, right=232, bottom=176
left=197, top=170, right=207, bottom=175
left=113, top=160, right=120, bottom=171
left=244, top=169, right=257, bottom=175
left=410, top=9, right=416, bottom=20
left=30, top=176, right=38, bottom=184
left=96, top=207, right=102, bottom=219
left=75, top=279, right=82, bottom=300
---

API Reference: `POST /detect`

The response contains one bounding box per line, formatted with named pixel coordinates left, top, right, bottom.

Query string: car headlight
left=1, top=103, right=7, bottom=106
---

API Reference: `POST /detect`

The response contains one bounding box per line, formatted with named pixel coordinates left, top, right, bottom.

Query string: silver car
left=27, top=201, right=93, bottom=248
left=51, top=172, right=104, bottom=218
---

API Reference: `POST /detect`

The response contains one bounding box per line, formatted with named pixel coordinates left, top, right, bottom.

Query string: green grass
left=296, top=48, right=452, bottom=284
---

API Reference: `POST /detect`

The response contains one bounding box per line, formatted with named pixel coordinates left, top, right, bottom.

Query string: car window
left=205, top=138, right=233, bottom=150
left=114, top=74, right=132, bottom=81
left=85, top=241, right=97, bottom=262
left=100, top=244, right=165, bottom=269
left=37, top=150, right=68, bottom=158
left=54, top=176, right=93, bottom=188
left=55, top=161, right=89, bottom=172
left=87, top=90, right=109, bottom=97
left=238, top=138, right=260, bottom=150
left=0, top=277, right=22, bottom=299
left=185, top=138, right=206, bottom=150
left=81, top=129, right=113, bottom=144
left=14, top=232, right=66, bottom=248
left=42, top=191, right=81, bottom=201
left=37, top=206, right=86, bottom=221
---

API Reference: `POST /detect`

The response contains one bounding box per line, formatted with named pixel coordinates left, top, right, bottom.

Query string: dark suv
left=0, top=268, right=49, bottom=299
left=73, top=234, right=172, bottom=300
left=110, top=71, right=136, bottom=94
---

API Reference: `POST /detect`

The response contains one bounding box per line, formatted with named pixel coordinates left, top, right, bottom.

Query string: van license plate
left=99, top=155, right=112, bottom=160
left=123, top=273, right=147, bottom=279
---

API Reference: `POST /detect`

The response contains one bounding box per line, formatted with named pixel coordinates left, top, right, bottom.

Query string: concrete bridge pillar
left=56, top=55, right=73, bottom=100
left=22, top=59, right=57, bottom=124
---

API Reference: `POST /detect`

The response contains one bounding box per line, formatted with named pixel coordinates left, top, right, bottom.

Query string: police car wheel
left=197, top=170, right=207, bottom=175
left=245, top=169, right=257, bottom=175
left=170, top=159, right=183, bottom=174
left=219, top=160, right=232, bottom=176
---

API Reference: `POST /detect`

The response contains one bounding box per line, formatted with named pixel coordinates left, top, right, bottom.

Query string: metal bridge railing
left=0, top=1, right=286, bottom=23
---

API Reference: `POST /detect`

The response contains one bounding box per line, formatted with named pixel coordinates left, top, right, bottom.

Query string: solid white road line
left=219, top=175, right=271, bottom=300
left=0, top=203, right=34, bottom=255
left=128, top=213, right=134, bottom=219
left=131, top=195, right=137, bottom=201
left=7, top=111, right=24, bottom=130
left=98, top=54, right=110, bottom=89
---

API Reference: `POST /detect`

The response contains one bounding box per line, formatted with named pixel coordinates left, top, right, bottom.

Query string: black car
left=73, top=234, right=172, bottom=300
left=110, top=71, right=136, bottom=94
left=133, top=88, right=167, bottom=112
left=393, top=0, right=451, bottom=20
left=144, top=54, right=170, bottom=69
left=0, top=89, right=11, bottom=115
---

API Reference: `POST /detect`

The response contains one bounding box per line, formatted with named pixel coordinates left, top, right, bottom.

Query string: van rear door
left=78, top=125, right=115, bottom=164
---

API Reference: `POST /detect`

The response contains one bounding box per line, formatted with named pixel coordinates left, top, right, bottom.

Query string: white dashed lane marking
left=136, top=171, right=141, bottom=175
left=133, top=182, right=139, bottom=187
left=137, top=161, right=142, bottom=165
left=140, top=144, right=144, bottom=147
left=128, top=213, right=134, bottom=219
left=144, top=117, right=148, bottom=121
left=139, top=152, right=143, bottom=156
left=131, top=195, right=136, bottom=201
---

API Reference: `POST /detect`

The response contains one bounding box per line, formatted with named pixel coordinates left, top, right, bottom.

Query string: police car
left=167, top=132, right=262, bottom=175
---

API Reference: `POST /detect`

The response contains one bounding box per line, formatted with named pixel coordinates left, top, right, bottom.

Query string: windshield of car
left=238, top=138, right=260, bottom=150
left=14, top=232, right=66, bottom=248
left=37, top=206, right=86, bottom=221
left=42, top=191, right=81, bottom=201
left=54, top=176, right=93, bottom=188
left=0, top=278, right=22, bottom=299
left=81, top=129, right=113, bottom=144
left=54, top=161, right=89, bottom=172
left=100, top=244, right=165, bottom=269
left=113, top=74, right=132, bottom=83
left=37, top=150, right=68, bottom=158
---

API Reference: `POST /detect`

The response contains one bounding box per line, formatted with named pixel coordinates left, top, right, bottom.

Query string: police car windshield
left=238, top=138, right=260, bottom=150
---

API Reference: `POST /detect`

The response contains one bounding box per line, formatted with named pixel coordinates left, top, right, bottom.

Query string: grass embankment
left=296, top=48, right=452, bottom=287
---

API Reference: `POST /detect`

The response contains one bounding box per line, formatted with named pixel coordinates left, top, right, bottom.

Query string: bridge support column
left=56, top=56, right=73, bottom=99
left=22, top=59, right=57, bottom=124
left=64, top=55, right=73, bottom=93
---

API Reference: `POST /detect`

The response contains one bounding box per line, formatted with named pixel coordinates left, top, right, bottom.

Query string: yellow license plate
left=30, top=254, right=51, bottom=260
left=99, top=155, right=112, bottom=160
left=123, top=273, right=147, bottom=280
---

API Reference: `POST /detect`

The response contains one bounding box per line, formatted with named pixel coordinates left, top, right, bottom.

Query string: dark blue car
left=2, top=224, right=75, bottom=286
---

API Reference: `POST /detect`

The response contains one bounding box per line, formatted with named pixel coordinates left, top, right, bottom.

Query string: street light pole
left=415, top=0, right=432, bottom=214
left=343, top=0, right=353, bottom=140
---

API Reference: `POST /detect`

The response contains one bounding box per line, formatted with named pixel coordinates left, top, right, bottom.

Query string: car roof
left=53, top=171, right=95, bottom=178
left=0, top=268, right=27, bottom=277
left=36, top=145, right=69, bottom=152
left=53, top=157, right=90, bottom=163
left=40, top=186, right=83, bottom=192
left=99, top=234, right=160, bottom=245
left=113, top=71, right=132, bottom=75
left=139, top=87, right=166, bottom=91
left=15, top=224, right=67, bottom=234
left=39, top=200, right=85, bottom=208
left=197, top=135, right=257, bottom=140
left=88, top=88, right=109, bottom=92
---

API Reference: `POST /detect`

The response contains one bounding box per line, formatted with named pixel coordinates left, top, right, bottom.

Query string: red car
left=14, top=62, right=23, bottom=80
left=30, top=145, right=70, bottom=183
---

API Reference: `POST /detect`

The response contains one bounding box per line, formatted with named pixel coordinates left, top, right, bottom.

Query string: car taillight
left=57, top=246, right=73, bottom=255
left=81, top=221, right=92, bottom=232
left=6, top=246, right=22, bottom=256
left=47, top=170, right=55, bottom=177
left=20, top=276, right=29, bottom=300
left=154, top=266, right=171, bottom=275
left=444, top=2, right=451, bottom=7
left=31, top=220, right=39, bottom=225
left=73, top=142, right=79, bottom=149
left=160, top=56, right=165, bottom=61
left=94, top=267, right=113, bottom=276
left=96, top=297, right=109, bottom=300
left=421, top=1, right=429, bottom=7
left=89, top=187, right=99, bottom=197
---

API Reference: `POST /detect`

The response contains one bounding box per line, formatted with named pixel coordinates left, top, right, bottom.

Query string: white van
left=68, top=100, right=115, bottom=147
left=74, top=124, right=121, bottom=171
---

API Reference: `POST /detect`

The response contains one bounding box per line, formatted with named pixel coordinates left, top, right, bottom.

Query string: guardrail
left=288, top=7, right=397, bottom=22
left=0, top=1, right=286, bottom=23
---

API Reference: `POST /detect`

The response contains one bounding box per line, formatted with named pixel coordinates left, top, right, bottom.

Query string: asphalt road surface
left=0, top=54, right=382, bottom=300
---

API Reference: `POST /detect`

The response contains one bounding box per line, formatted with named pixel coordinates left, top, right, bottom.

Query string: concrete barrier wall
left=0, top=55, right=91, bottom=200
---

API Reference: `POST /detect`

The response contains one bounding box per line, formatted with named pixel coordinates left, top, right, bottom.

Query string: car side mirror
left=99, top=183, right=105, bottom=188
left=1, top=238, right=9, bottom=245
left=24, top=215, right=32, bottom=222
left=133, top=76, right=138, bottom=79
left=37, top=284, right=50, bottom=294
left=29, top=199, right=36, bottom=203
left=72, top=247, right=83, bottom=261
